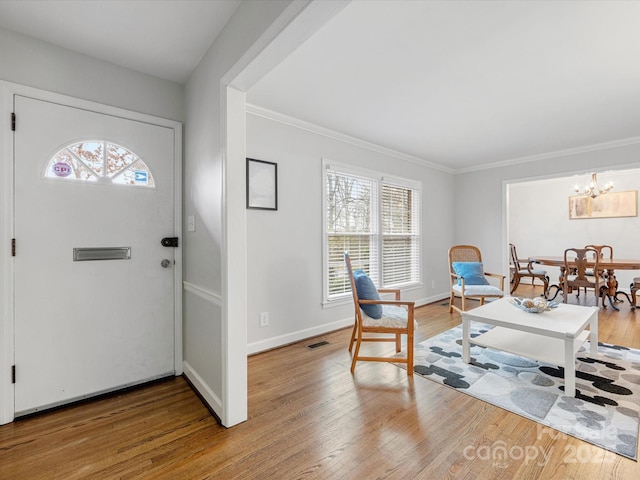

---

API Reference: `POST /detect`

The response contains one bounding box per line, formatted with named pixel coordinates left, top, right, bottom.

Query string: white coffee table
left=461, top=297, right=598, bottom=397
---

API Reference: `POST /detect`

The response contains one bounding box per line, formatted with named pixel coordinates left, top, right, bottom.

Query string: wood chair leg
left=407, top=332, right=414, bottom=376
left=348, top=318, right=357, bottom=352
left=350, top=334, right=362, bottom=374
left=395, top=333, right=401, bottom=353
left=510, top=275, right=521, bottom=294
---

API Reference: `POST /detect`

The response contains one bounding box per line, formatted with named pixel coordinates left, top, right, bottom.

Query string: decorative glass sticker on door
left=44, top=141, right=155, bottom=187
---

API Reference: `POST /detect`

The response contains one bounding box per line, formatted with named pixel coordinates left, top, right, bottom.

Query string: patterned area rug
left=411, top=323, right=640, bottom=460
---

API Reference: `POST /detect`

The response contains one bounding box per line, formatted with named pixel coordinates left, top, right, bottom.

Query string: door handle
left=161, top=259, right=172, bottom=268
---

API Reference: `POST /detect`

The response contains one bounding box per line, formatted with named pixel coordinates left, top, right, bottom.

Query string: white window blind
left=326, top=170, right=379, bottom=297
left=324, top=163, right=420, bottom=301
left=381, top=182, right=420, bottom=286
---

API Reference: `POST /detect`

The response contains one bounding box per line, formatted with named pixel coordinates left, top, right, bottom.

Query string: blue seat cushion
left=353, top=269, right=383, bottom=319
left=452, top=261, right=489, bottom=286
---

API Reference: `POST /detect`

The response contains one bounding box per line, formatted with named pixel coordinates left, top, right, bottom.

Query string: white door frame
left=0, top=81, right=183, bottom=425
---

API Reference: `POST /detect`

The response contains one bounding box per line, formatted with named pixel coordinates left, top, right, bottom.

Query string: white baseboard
left=183, top=361, right=223, bottom=418
left=247, top=294, right=450, bottom=355
left=248, top=317, right=353, bottom=354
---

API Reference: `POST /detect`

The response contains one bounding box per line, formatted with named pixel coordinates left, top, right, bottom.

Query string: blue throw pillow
left=353, top=269, right=383, bottom=319
left=452, top=262, right=489, bottom=286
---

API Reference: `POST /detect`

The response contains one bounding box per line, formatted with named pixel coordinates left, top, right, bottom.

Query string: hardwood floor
left=1, top=284, right=639, bottom=479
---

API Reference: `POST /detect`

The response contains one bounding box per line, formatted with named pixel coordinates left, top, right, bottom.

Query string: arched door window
left=44, top=141, right=155, bottom=187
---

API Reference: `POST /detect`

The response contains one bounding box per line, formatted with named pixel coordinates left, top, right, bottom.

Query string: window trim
left=322, top=158, right=421, bottom=305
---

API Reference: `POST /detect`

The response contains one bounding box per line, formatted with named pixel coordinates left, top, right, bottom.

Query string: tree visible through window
left=324, top=163, right=420, bottom=300
left=44, top=141, right=155, bottom=187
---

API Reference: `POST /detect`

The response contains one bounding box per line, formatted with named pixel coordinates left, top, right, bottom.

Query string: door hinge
left=11, top=238, right=16, bottom=256
left=11, top=112, right=16, bottom=131
left=12, top=365, right=15, bottom=384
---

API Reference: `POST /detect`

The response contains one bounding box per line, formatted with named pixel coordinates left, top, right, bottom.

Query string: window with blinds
left=324, top=162, right=420, bottom=301
left=382, top=182, right=420, bottom=286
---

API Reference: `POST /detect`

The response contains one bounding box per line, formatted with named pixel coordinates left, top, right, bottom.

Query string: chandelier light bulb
left=574, top=173, right=613, bottom=199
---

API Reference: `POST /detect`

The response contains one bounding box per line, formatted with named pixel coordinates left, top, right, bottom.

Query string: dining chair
left=448, top=245, right=505, bottom=313
left=509, top=243, right=549, bottom=295
left=562, top=247, right=603, bottom=305
left=583, top=244, right=615, bottom=296
left=344, top=253, right=416, bottom=375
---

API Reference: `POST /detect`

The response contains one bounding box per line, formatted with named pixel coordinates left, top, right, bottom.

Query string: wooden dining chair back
left=448, top=245, right=505, bottom=313
left=509, top=243, right=549, bottom=295
left=583, top=244, right=614, bottom=297
left=584, top=245, right=613, bottom=260
left=562, top=247, right=603, bottom=304
left=345, top=253, right=415, bottom=375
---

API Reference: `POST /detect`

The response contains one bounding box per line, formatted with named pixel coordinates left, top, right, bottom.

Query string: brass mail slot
left=73, top=247, right=131, bottom=261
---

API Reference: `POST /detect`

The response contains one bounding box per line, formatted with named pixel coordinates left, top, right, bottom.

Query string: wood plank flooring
left=1, top=284, right=639, bottom=479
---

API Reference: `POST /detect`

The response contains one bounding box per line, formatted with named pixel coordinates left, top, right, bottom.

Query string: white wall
left=182, top=0, right=294, bottom=426
left=454, top=142, right=640, bottom=281
left=509, top=167, right=640, bottom=290
left=245, top=112, right=455, bottom=353
left=0, top=27, right=184, bottom=121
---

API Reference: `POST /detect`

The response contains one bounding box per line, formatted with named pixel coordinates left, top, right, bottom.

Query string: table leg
left=545, top=266, right=565, bottom=301
left=462, top=316, right=470, bottom=363
left=614, top=291, right=635, bottom=311
left=564, top=337, right=575, bottom=397
left=546, top=285, right=562, bottom=301
left=603, top=269, right=620, bottom=311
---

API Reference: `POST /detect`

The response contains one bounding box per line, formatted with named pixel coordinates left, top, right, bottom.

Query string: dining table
left=529, top=255, right=640, bottom=311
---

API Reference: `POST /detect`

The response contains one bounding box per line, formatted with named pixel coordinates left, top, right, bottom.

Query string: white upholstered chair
left=448, top=245, right=505, bottom=314
left=345, top=253, right=415, bottom=375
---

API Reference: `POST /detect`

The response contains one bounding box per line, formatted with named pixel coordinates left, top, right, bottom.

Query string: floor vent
left=440, top=302, right=449, bottom=306
left=307, top=340, right=330, bottom=349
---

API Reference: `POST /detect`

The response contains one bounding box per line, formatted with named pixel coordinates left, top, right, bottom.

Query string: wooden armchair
left=562, top=247, right=603, bottom=305
left=345, top=253, right=415, bottom=375
left=448, top=245, right=505, bottom=314
left=509, top=243, right=549, bottom=295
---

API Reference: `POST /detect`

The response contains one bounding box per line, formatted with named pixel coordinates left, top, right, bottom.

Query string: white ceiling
left=0, top=0, right=241, bottom=84
left=1, top=1, right=639, bottom=172
left=247, top=0, right=640, bottom=171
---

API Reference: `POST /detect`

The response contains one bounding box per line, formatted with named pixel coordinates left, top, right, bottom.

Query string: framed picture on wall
left=246, top=158, right=278, bottom=210
left=569, top=190, right=638, bottom=219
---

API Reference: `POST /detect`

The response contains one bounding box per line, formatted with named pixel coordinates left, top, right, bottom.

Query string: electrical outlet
left=187, top=215, right=196, bottom=232
left=431, top=280, right=436, bottom=289
left=259, top=312, right=269, bottom=327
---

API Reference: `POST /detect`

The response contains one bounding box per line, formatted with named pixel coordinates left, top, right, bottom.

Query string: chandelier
left=573, top=172, right=613, bottom=199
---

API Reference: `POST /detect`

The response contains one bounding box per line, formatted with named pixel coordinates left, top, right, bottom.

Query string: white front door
left=13, top=95, right=179, bottom=415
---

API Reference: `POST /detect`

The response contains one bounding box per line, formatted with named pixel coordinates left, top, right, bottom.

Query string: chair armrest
left=377, top=288, right=401, bottom=300
left=359, top=299, right=415, bottom=308
left=485, top=272, right=505, bottom=279
left=484, top=272, right=506, bottom=290
left=518, top=258, right=538, bottom=274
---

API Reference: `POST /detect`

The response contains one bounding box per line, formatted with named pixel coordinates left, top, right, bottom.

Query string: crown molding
left=246, top=103, right=455, bottom=174
left=456, top=136, right=640, bottom=174
left=247, top=103, right=640, bottom=175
